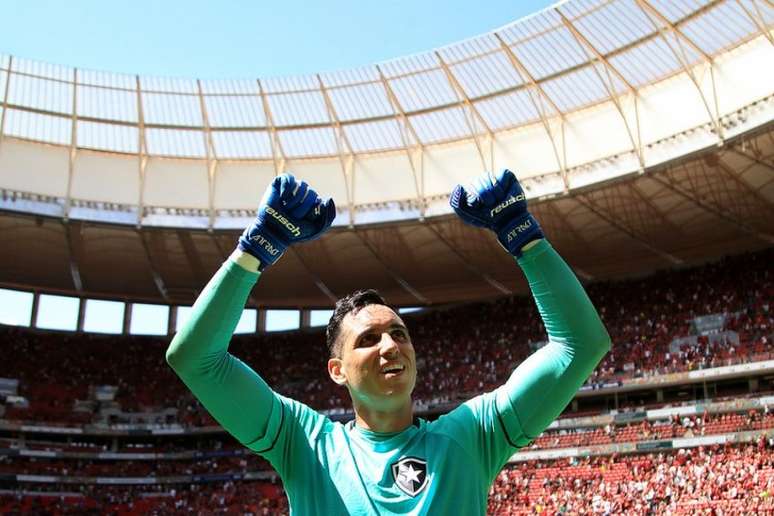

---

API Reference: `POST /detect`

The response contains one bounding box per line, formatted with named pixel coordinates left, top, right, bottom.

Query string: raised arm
left=166, top=173, right=335, bottom=445
left=450, top=169, right=610, bottom=441
left=503, top=239, right=610, bottom=437
left=166, top=254, right=270, bottom=444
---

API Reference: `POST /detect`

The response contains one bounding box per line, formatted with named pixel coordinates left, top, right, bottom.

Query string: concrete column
left=300, top=309, right=311, bottom=329
left=77, top=298, right=86, bottom=332
left=123, top=303, right=133, bottom=334
left=30, top=291, right=40, bottom=328
left=168, top=306, right=177, bottom=335
left=749, top=378, right=759, bottom=393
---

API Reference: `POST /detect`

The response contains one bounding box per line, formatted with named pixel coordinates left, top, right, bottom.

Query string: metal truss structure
left=0, top=123, right=770, bottom=307
left=0, top=0, right=772, bottom=307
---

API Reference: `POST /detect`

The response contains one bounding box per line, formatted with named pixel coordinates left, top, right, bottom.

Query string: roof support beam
left=492, top=33, right=564, bottom=117
left=196, top=80, right=219, bottom=230
left=735, top=0, right=774, bottom=47
left=317, top=74, right=357, bottom=226
left=651, top=171, right=774, bottom=244
left=63, top=219, right=84, bottom=292
left=64, top=68, right=78, bottom=220
left=628, top=181, right=687, bottom=239
left=729, top=147, right=774, bottom=174
left=0, top=56, right=13, bottom=153
left=376, top=65, right=426, bottom=219
left=756, top=175, right=774, bottom=194
left=556, top=9, right=638, bottom=92
left=574, top=194, right=684, bottom=265
left=138, top=229, right=170, bottom=302
left=556, top=8, right=644, bottom=169
left=359, top=226, right=425, bottom=281
left=540, top=201, right=592, bottom=249
left=257, top=79, right=287, bottom=176
left=0, top=0, right=740, bottom=154
left=135, top=75, right=149, bottom=228
left=435, top=51, right=494, bottom=172
left=638, top=0, right=717, bottom=62
left=494, top=33, right=568, bottom=190
left=635, top=0, right=724, bottom=141
left=715, top=156, right=774, bottom=216
left=692, top=154, right=774, bottom=223
left=176, top=230, right=207, bottom=286
left=288, top=247, right=338, bottom=304
left=425, top=223, right=512, bottom=295
left=354, top=229, right=429, bottom=305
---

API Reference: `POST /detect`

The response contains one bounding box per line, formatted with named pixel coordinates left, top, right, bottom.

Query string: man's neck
left=352, top=399, right=414, bottom=433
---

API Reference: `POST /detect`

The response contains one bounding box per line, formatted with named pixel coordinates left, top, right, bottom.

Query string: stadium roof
left=0, top=1, right=769, bottom=156
left=0, top=0, right=772, bottom=307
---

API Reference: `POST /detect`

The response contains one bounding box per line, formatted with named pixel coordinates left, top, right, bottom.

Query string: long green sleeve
left=165, top=260, right=274, bottom=445
left=500, top=239, right=611, bottom=439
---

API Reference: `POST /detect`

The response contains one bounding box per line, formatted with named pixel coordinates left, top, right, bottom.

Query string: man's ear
left=328, top=358, right=347, bottom=386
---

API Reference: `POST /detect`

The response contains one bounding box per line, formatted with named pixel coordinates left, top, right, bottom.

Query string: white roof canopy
left=0, top=0, right=772, bottom=228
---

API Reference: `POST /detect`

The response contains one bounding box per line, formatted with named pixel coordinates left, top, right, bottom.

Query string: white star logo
left=399, top=464, right=421, bottom=484
left=391, top=457, right=429, bottom=497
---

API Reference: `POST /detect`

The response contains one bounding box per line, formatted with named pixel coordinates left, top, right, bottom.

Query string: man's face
left=327, top=304, right=416, bottom=411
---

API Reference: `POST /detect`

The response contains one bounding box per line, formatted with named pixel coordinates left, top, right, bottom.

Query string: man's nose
left=379, top=333, right=400, bottom=357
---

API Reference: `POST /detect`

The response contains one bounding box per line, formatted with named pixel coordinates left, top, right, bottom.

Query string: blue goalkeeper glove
left=449, top=169, right=543, bottom=257
left=238, top=174, right=336, bottom=271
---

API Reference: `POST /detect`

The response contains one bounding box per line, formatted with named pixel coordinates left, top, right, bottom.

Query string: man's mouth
left=380, top=363, right=405, bottom=376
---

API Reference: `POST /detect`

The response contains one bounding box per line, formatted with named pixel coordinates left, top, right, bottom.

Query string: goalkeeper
left=166, top=169, right=611, bottom=515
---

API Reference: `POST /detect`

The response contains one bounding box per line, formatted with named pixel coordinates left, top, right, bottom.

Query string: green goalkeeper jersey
left=166, top=240, right=611, bottom=515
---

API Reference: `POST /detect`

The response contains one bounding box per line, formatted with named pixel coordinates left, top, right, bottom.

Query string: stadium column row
left=0, top=286, right=335, bottom=335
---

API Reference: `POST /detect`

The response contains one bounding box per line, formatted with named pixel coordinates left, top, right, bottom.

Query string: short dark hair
left=326, top=289, right=389, bottom=358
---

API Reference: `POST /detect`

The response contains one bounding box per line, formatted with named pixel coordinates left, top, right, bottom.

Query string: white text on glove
left=506, top=218, right=534, bottom=243
left=266, top=207, right=302, bottom=238
left=490, top=193, right=526, bottom=218
left=249, top=234, right=282, bottom=256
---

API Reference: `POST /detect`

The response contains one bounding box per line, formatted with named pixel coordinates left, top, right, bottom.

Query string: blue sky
left=3, top=0, right=555, bottom=78
left=1, top=0, right=553, bottom=333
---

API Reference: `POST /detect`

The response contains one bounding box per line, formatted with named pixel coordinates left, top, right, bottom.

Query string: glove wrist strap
left=497, top=213, right=544, bottom=258
left=238, top=225, right=288, bottom=271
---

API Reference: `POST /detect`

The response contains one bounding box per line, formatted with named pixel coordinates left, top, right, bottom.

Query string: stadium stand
left=0, top=246, right=771, bottom=513
left=2, top=246, right=770, bottom=425
left=0, top=482, right=289, bottom=515
left=4, top=442, right=774, bottom=514
left=1, top=0, right=772, bottom=511
left=488, top=443, right=774, bottom=515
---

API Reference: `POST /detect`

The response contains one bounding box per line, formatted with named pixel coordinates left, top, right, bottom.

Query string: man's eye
left=391, top=329, right=408, bottom=340
left=359, top=334, right=379, bottom=346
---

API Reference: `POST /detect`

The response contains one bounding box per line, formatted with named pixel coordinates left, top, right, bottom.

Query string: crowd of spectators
left=3, top=443, right=774, bottom=514
left=2, top=407, right=773, bottom=482
left=0, top=223, right=769, bottom=514
left=588, top=248, right=772, bottom=385
left=532, top=408, right=774, bottom=450
left=0, top=247, right=770, bottom=426
left=489, top=442, right=774, bottom=514
left=0, top=454, right=264, bottom=477
left=0, top=481, right=288, bottom=515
